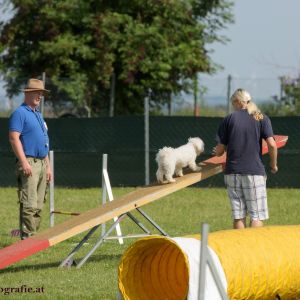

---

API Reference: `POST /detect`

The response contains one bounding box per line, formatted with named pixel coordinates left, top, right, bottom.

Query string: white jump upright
left=48, top=151, right=123, bottom=246
left=101, top=154, right=123, bottom=244
left=198, top=223, right=228, bottom=300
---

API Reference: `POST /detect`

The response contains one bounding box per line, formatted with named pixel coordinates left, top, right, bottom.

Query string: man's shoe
left=21, top=233, right=30, bottom=240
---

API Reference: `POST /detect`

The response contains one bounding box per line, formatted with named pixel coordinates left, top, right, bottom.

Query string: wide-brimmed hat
left=22, top=78, right=50, bottom=93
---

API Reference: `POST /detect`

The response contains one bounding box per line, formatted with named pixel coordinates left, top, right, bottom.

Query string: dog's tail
left=155, top=147, right=173, bottom=163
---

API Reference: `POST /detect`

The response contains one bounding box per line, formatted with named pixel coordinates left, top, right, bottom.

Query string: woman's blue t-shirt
left=217, top=109, right=274, bottom=175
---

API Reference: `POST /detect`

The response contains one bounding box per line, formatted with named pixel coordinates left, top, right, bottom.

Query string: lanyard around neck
left=33, top=110, right=45, bottom=133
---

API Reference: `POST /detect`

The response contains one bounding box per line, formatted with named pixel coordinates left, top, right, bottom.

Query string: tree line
left=0, top=0, right=234, bottom=116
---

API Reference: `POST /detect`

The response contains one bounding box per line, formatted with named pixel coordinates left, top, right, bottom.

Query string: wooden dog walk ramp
left=0, top=135, right=288, bottom=269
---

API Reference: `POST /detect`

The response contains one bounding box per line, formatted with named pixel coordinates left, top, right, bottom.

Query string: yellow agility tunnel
left=118, top=225, right=300, bottom=300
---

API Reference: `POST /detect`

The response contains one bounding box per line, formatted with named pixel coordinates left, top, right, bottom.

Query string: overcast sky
left=201, top=0, right=300, bottom=102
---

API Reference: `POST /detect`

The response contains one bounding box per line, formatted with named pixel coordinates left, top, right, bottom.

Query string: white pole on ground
left=49, top=150, right=55, bottom=227
left=103, top=169, right=123, bottom=244
left=144, top=95, right=150, bottom=185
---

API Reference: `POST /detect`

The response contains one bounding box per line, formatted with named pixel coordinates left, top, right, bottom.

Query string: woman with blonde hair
left=230, top=88, right=263, bottom=121
left=213, top=88, right=278, bottom=229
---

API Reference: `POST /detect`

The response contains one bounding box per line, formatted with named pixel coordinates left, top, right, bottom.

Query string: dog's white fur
left=156, top=137, right=205, bottom=183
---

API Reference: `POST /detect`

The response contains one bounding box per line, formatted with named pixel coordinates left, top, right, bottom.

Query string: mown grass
left=0, top=187, right=299, bottom=299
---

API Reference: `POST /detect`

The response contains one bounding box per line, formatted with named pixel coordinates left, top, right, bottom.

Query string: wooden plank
left=0, top=135, right=288, bottom=269
left=0, top=239, right=50, bottom=269
left=38, top=162, right=224, bottom=245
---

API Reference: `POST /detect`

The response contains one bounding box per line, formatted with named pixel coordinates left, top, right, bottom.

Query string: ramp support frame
left=60, top=207, right=169, bottom=268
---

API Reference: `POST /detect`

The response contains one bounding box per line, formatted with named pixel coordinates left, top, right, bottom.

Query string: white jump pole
left=101, top=154, right=123, bottom=244
left=49, top=150, right=55, bottom=227
left=198, top=223, right=228, bottom=300
left=101, top=154, right=108, bottom=236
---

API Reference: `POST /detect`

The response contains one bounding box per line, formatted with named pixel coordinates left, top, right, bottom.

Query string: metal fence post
left=227, top=74, right=232, bottom=115
left=144, top=95, right=150, bottom=186
left=194, top=73, right=199, bottom=116
left=109, top=72, right=115, bottom=117
left=41, top=72, right=46, bottom=116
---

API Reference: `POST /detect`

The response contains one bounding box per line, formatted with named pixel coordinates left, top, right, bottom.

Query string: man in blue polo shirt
left=213, top=89, right=278, bottom=229
left=9, top=78, right=52, bottom=239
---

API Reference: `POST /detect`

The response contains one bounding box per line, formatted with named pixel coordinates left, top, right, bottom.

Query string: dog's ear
left=199, top=140, right=205, bottom=153
left=191, top=137, right=205, bottom=154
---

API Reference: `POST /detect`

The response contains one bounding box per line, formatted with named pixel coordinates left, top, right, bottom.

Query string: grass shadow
left=0, top=253, right=122, bottom=274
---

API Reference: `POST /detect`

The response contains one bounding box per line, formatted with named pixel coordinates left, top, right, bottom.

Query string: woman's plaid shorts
left=224, top=174, right=269, bottom=221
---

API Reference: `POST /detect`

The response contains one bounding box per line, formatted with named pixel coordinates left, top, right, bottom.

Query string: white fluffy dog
left=156, top=137, right=205, bottom=183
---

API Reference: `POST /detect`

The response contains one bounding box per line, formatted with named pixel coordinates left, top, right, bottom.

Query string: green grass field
left=0, top=187, right=299, bottom=299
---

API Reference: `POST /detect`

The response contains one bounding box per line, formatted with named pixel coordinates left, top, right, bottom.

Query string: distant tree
left=279, top=75, right=300, bottom=114
left=264, top=75, right=300, bottom=116
left=0, top=0, right=233, bottom=115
